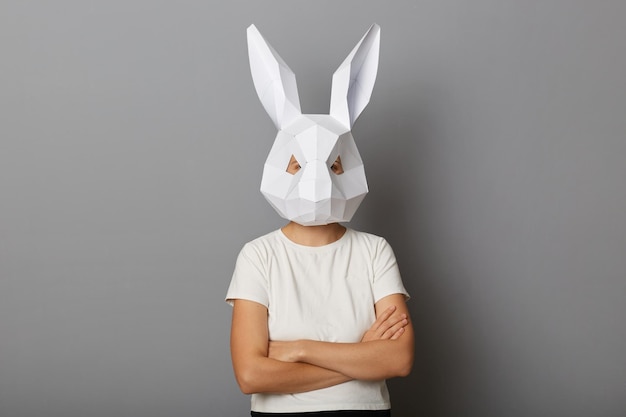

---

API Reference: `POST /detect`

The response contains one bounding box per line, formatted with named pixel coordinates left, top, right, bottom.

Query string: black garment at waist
left=251, top=410, right=390, bottom=417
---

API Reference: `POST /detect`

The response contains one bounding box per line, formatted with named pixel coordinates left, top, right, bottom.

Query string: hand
left=361, top=305, right=408, bottom=342
left=268, top=340, right=302, bottom=363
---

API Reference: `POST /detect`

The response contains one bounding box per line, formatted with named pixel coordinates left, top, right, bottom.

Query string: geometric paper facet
left=247, top=24, right=380, bottom=226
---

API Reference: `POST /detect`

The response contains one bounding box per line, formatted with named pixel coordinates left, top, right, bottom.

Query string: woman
left=226, top=24, right=413, bottom=416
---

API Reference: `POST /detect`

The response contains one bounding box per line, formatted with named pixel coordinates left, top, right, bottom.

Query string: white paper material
left=330, top=24, right=381, bottom=129
left=247, top=25, right=301, bottom=129
left=248, top=24, right=380, bottom=226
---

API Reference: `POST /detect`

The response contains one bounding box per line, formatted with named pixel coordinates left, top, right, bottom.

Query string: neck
left=281, top=222, right=347, bottom=247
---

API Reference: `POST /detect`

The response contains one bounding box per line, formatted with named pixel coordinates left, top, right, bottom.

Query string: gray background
left=1, top=1, right=625, bottom=416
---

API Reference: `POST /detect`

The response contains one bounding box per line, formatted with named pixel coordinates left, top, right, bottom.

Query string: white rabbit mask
left=247, top=24, right=380, bottom=226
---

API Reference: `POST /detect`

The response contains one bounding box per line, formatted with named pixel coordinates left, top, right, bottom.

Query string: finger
left=372, top=313, right=403, bottom=338
left=390, top=326, right=405, bottom=341
left=380, top=316, right=408, bottom=339
left=378, top=313, right=406, bottom=335
left=371, top=306, right=396, bottom=332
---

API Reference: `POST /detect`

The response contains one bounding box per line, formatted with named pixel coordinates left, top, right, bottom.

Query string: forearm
left=234, top=355, right=351, bottom=394
left=231, top=299, right=352, bottom=395
left=268, top=295, right=415, bottom=381
left=296, top=338, right=413, bottom=381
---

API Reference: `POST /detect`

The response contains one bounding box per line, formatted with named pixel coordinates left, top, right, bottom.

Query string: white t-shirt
left=225, top=228, right=409, bottom=413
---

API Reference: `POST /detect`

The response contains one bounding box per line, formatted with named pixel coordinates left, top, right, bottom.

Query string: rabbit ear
left=247, top=24, right=302, bottom=129
left=329, top=24, right=380, bottom=129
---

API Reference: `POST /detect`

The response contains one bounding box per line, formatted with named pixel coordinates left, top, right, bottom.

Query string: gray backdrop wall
left=1, top=1, right=625, bottom=416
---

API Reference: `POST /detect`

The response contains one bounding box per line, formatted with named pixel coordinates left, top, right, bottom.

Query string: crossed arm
left=230, top=293, right=414, bottom=394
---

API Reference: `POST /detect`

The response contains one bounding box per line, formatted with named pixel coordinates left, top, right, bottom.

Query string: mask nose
left=298, top=160, right=332, bottom=203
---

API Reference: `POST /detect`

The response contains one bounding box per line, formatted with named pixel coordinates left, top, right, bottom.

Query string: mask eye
left=286, top=154, right=301, bottom=175
left=330, top=155, right=344, bottom=175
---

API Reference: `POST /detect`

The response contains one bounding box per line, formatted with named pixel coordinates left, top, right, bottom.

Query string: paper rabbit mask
left=247, top=24, right=380, bottom=226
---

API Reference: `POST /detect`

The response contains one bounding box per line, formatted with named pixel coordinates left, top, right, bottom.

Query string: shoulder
left=239, top=229, right=281, bottom=253
left=346, top=228, right=394, bottom=251
left=231, top=230, right=283, bottom=282
left=235, top=229, right=287, bottom=267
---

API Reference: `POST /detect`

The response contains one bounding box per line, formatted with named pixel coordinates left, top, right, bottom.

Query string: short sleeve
left=225, top=243, right=269, bottom=307
left=371, top=238, right=410, bottom=303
